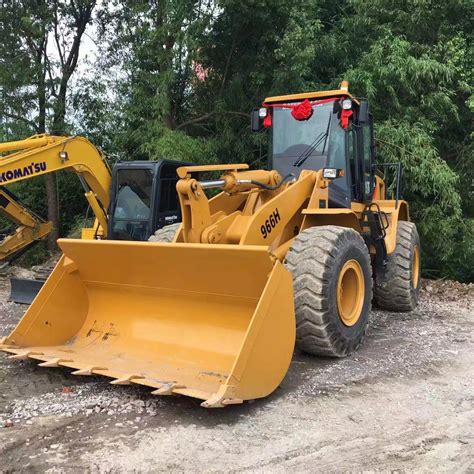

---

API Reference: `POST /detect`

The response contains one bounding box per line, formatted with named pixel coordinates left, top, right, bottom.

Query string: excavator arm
left=0, top=134, right=112, bottom=237
left=0, top=186, right=52, bottom=262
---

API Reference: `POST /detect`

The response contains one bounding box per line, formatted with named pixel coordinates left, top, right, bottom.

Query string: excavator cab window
left=347, top=128, right=360, bottom=201
left=326, top=114, right=351, bottom=207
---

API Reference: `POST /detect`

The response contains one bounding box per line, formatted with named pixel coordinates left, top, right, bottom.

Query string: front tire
left=284, top=226, right=372, bottom=357
left=148, top=223, right=180, bottom=243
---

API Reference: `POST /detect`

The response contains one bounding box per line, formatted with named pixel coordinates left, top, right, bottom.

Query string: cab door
left=327, top=115, right=351, bottom=208
left=152, top=162, right=183, bottom=231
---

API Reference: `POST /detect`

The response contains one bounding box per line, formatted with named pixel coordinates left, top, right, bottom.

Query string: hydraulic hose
left=247, top=173, right=295, bottom=191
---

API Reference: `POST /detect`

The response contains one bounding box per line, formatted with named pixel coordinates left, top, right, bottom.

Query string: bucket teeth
left=38, top=358, right=73, bottom=367
left=151, top=383, right=185, bottom=396
left=201, top=396, right=243, bottom=408
left=221, top=398, right=244, bottom=406
left=201, top=385, right=243, bottom=408
left=9, top=351, right=44, bottom=360
left=71, top=366, right=107, bottom=376
left=110, top=374, right=144, bottom=385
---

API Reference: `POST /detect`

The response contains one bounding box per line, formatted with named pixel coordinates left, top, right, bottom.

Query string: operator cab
left=108, top=160, right=189, bottom=241
left=251, top=83, right=376, bottom=208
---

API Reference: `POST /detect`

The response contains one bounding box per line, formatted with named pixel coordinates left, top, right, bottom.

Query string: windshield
left=272, top=102, right=333, bottom=177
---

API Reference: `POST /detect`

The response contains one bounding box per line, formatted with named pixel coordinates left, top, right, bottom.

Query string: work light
left=342, top=99, right=352, bottom=110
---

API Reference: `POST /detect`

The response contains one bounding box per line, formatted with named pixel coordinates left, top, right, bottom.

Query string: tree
left=2, top=0, right=470, bottom=280
left=98, top=0, right=218, bottom=162
left=0, top=0, right=97, bottom=248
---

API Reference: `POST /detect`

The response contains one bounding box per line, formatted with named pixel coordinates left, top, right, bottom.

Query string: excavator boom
left=0, top=134, right=112, bottom=302
left=0, top=134, right=111, bottom=236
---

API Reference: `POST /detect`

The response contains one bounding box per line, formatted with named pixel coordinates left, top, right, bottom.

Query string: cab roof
left=264, top=81, right=358, bottom=104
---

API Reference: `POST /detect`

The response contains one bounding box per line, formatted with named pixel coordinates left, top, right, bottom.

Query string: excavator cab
left=108, top=160, right=190, bottom=241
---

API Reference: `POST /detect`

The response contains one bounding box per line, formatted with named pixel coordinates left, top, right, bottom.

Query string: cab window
left=327, top=117, right=349, bottom=192
left=361, top=122, right=374, bottom=198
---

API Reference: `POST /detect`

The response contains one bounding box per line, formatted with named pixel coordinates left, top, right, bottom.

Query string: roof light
left=342, top=99, right=352, bottom=110
left=340, top=80, right=349, bottom=91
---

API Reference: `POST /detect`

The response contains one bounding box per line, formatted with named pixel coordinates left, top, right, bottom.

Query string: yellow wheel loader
left=0, top=82, right=421, bottom=408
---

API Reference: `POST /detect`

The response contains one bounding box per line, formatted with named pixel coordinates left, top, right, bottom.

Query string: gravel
left=0, top=379, right=168, bottom=426
left=0, top=274, right=472, bottom=471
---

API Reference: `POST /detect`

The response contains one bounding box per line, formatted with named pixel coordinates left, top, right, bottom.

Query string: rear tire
left=285, top=226, right=372, bottom=357
left=148, top=223, right=180, bottom=243
left=374, top=221, right=420, bottom=311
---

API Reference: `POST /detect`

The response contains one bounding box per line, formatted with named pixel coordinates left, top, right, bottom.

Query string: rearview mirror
left=358, top=100, right=370, bottom=124
left=251, top=108, right=262, bottom=132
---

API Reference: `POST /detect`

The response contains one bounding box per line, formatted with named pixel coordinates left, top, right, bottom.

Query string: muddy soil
left=0, top=276, right=472, bottom=472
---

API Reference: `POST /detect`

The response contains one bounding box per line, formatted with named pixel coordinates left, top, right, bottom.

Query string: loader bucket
left=0, top=239, right=295, bottom=407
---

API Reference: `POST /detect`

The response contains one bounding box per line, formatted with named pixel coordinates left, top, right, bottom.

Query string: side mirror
left=358, top=100, right=370, bottom=124
left=251, top=108, right=263, bottom=132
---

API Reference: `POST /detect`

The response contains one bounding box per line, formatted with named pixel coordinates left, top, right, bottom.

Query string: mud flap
left=0, top=239, right=296, bottom=407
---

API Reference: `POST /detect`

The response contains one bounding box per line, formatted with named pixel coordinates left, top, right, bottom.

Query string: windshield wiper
left=293, top=132, right=325, bottom=167
left=293, top=113, right=332, bottom=168
left=321, top=112, right=332, bottom=154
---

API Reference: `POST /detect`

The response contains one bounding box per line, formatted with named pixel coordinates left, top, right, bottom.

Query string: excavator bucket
left=9, top=277, right=45, bottom=304
left=0, top=239, right=295, bottom=407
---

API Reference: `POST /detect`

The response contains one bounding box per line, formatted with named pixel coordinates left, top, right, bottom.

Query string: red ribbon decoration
left=291, top=99, right=313, bottom=121
left=340, top=108, right=353, bottom=129
left=261, top=96, right=353, bottom=128
left=263, top=113, right=272, bottom=128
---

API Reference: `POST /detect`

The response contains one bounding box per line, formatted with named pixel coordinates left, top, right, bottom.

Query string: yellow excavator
left=0, top=134, right=188, bottom=302
left=0, top=82, right=420, bottom=408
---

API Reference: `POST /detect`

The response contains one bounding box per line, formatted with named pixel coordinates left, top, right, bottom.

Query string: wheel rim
left=337, top=259, right=365, bottom=327
left=412, top=245, right=420, bottom=289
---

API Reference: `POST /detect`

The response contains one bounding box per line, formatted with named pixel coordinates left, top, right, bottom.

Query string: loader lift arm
left=0, top=134, right=111, bottom=237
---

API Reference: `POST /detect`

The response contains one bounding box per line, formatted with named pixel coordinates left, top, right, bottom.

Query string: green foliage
left=0, top=0, right=472, bottom=281
left=376, top=121, right=465, bottom=276
left=14, top=240, right=50, bottom=268
left=141, top=128, right=219, bottom=165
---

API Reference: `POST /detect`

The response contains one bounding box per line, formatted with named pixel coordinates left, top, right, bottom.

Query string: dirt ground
left=0, top=275, right=472, bottom=473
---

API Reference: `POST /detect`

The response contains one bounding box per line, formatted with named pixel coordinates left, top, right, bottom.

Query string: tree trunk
left=45, top=1, right=95, bottom=249
left=38, top=40, right=60, bottom=251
